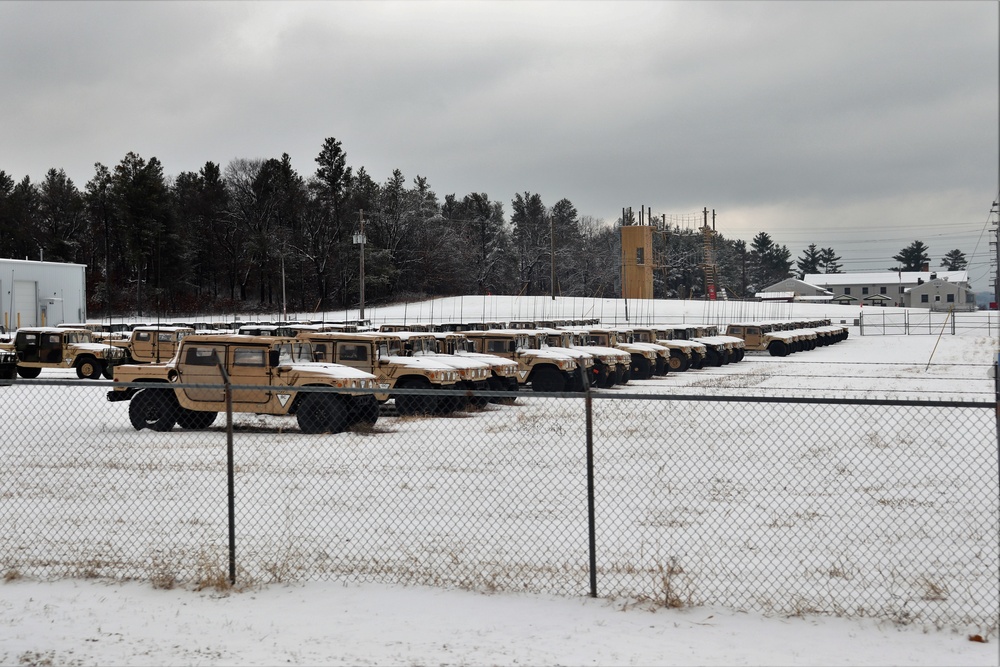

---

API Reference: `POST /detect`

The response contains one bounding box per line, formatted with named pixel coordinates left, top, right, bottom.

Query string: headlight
left=558, top=359, right=574, bottom=371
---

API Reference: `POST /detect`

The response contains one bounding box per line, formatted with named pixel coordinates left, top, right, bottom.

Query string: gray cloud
left=1, top=1, right=996, bottom=285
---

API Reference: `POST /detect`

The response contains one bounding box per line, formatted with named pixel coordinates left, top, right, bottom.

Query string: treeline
left=1, top=136, right=821, bottom=317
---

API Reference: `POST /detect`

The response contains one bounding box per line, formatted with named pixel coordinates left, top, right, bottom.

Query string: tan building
left=620, top=225, right=653, bottom=299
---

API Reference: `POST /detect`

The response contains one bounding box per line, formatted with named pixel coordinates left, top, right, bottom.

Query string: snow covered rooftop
left=804, top=271, right=968, bottom=286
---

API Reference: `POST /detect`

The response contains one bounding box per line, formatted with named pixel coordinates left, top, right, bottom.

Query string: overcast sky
left=3, top=1, right=998, bottom=288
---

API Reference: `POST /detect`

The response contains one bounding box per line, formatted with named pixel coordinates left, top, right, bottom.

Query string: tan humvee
left=431, top=331, right=520, bottom=400
left=108, top=334, right=380, bottom=433
left=7, top=326, right=127, bottom=379
left=111, top=325, right=194, bottom=364
left=295, top=331, right=462, bottom=415
left=462, top=330, right=585, bottom=392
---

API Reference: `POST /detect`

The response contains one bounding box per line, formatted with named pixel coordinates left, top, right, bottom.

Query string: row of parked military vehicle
left=0, top=316, right=847, bottom=434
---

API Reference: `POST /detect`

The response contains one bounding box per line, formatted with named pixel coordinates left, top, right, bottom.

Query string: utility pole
left=550, top=213, right=556, bottom=300
left=354, top=210, right=366, bottom=322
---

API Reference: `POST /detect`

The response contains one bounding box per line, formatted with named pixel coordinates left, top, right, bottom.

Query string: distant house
left=903, top=277, right=977, bottom=312
left=756, top=278, right=833, bottom=302
left=801, top=271, right=970, bottom=309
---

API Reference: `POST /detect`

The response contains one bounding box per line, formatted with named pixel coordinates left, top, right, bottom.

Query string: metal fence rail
left=1, top=379, right=997, bottom=630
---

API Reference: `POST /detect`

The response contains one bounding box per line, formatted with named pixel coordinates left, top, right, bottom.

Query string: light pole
left=353, top=210, right=366, bottom=322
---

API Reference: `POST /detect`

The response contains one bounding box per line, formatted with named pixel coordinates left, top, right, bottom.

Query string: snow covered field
left=2, top=297, right=998, bottom=665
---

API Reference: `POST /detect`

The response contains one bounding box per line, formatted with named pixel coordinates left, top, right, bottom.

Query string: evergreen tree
left=941, top=249, right=967, bottom=271
left=891, top=240, right=930, bottom=272
left=748, top=231, right=792, bottom=290
left=795, top=243, right=822, bottom=279
left=818, top=247, right=843, bottom=273
left=511, top=192, right=548, bottom=295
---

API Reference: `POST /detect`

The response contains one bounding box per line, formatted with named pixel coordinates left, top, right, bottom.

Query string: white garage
left=0, top=258, right=87, bottom=331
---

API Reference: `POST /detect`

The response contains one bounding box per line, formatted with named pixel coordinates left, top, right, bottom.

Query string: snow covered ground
left=2, top=297, right=998, bottom=666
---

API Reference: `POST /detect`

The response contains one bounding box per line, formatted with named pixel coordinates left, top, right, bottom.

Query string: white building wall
left=0, top=258, right=87, bottom=330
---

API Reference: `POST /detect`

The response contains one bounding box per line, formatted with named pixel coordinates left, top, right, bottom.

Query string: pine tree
left=941, top=249, right=967, bottom=271
left=795, top=243, right=822, bottom=279
left=891, top=240, right=930, bottom=271
left=818, top=247, right=843, bottom=273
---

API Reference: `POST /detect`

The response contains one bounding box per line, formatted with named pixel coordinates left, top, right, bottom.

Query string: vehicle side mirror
left=268, top=350, right=280, bottom=367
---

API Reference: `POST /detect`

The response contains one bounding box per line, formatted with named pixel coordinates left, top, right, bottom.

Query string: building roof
left=804, top=270, right=968, bottom=286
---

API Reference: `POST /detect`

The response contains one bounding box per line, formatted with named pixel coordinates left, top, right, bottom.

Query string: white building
left=801, top=271, right=970, bottom=308
left=0, top=258, right=88, bottom=330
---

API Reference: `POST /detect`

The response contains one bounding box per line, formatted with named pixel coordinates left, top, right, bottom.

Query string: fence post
left=583, top=367, right=597, bottom=598
left=215, top=357, right=236, bottom=586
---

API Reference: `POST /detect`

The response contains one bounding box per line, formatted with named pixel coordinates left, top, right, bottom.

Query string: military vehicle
left=463, top=330, right=585, bottom=392
left=108, top=334, right=379, bottom=433
left=296, top=331, right=462, bottom=415
left=111, top=325, right=194, bottom=364
left=3, top=326, right=127, bottom=378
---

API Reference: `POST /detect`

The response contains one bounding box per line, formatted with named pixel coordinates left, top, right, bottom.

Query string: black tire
left=129, top=389, right=178, bottom=431
left=691, top=353, right=705, bottom=370
left=76, top=357, right=101, bottom=380
left=631, top=355, right=653, bottom=379
left=101, top=363, right=115, bottom=379
left=668, top=352, right=690, bottom=373
left=530, top=366, right=565, bottom=393
left=176, top=408, right=217, bottom=430
left=705, top=349, right=723, bottom=367
left=768, top=341, right=788, bottom=357
left=618, top=364, right=630, bottom=384
left=592, top=363, right=609, bottom=388
left=16, top=366, right=41, bottom=379
left=395, top=379, right=438, bottom=416
left=732, top=349, right=745, bottom=363
left=297, top=391, right=349, bottom=434
left=350, top=395, right=380, bottom=426
left=654, top=357, right=668, bottom=376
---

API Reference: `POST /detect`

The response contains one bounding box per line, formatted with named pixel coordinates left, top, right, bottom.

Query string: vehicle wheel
left=592, top=363, right=609, bottom=388
left=16, top=366, right=41, bottom=379
left=176, top=408, right=217, bottom=430
left=618, top=364, right=630, bottom=384
left=768, top=342, right=788, bottom=357
left=668, top=353, right=690, bottom=372
left=468, top=380, right=490, bottom=408
left=631, top=356, right=653, bottom=379
left=129, top=389, right=178, bottom=431
left=654, top=357, right=668, bottom=376
left=76, top=357, right=101, bottom=379
left=705, top=350, right=723, bottom=367
left=101, top=363, right=115, bottom=379
left=530, top=366, right=565, bottom=393
left=732, top=349, right=745, bottom=363
left=395, top=379, right=438, bottom=415
left=691, top=353, right=705, bottom=370
left=350, top=395, right=380, bottom=426
left=297, top=392, right=349, bottom=433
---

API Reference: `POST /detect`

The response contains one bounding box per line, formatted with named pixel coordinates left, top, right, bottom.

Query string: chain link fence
left=2, top=379, right=997, bottom=630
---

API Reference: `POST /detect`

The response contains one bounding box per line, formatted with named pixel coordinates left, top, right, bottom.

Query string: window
left=157, top=332, right=172, bottom=342
left=946, top=294, right=954, bottom=303
left=486, top=339, right=507, bottom=354
left=338, top=343, right=368, bottom=361
left=233, top=348, right=266, bottom=367
left=636, top=247, right=645, bottom=265
left=899, top=286, right=905, bottom=294
left=136, top=332, right=151, bottom=342
left=862, top=287, right=869, bottom=295
left=844, top=287, right=851, bottom=295
left=880, top=286, right=887, bottom=294
left=921, top=294, right=929, bottom=303
left=934, top=295, right=941, bottom=302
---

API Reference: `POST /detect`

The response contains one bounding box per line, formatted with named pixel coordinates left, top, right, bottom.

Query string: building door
left=12, top=281, right=37, bottom=328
